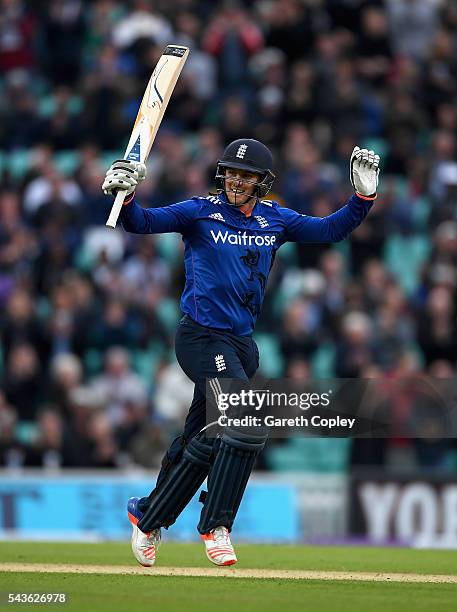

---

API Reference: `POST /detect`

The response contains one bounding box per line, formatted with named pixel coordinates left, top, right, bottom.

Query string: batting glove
left=350, top=147, right=380, bottom=198
left=102, top=160, right=147, bottom=197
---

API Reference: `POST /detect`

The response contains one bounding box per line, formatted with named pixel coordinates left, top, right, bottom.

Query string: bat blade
left=106, top=45, right=189, bottom=228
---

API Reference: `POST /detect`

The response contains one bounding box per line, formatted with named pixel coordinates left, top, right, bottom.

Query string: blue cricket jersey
left=120, top=193, right=373, bottom=336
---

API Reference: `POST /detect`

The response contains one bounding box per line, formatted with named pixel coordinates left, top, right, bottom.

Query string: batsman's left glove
left=350, top=147, right=380, bottom=198
left=102, top=159, right=147, bottom=198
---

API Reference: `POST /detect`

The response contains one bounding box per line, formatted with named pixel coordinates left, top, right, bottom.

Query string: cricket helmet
left=215, top=138, right=275, bottom=199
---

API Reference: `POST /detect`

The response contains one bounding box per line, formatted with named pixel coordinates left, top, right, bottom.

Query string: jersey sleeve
left=119, top=198, right=200, bottom=234
left=279, top=194, right=374, bottom=244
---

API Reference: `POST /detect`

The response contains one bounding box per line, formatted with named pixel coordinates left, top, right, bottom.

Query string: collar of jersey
left=219, top=193, right=259, bottom=217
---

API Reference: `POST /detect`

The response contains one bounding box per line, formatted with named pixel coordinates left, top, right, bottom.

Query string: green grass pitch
left=1, top=541, right=456, bottom=611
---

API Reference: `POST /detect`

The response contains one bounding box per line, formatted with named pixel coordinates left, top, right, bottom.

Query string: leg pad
left=197, top=425, right=268, bottom=534
left=138, top=434, right=214, bottom=532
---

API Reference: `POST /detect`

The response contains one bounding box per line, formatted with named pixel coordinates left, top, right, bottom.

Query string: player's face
left=224, top=168, right=260, bottom=206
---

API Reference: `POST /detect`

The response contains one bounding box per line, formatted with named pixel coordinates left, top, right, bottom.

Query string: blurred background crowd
left=1, top=0, right=457, bottom=474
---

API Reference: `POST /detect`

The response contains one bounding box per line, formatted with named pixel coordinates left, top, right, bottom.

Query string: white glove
left=102, top=159, right=146, bottom=197
left=350, top=147, right=380, bottom=197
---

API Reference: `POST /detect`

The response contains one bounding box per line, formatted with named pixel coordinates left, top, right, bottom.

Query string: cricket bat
left=106, top=45, right=189, bottom=228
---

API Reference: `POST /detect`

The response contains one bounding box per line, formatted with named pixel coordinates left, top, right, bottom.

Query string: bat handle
left=106, top=190, right=127, bottom=228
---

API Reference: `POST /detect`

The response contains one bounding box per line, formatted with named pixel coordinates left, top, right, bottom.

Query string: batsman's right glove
left=102, top=159, right=147, bottom=198
left=350, top=147, right=380, bottom=198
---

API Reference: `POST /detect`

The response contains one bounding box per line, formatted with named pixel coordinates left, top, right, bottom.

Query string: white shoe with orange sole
left=201, top=526, right=237, bottom=566
left=127, top=496, right=161, bottom=567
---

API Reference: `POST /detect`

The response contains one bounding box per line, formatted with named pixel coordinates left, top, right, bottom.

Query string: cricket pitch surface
left=1, top=542, right=456, bottom=611
left=2, top=562, right=457, bottom=583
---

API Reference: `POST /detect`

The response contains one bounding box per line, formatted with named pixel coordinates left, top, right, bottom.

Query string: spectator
left=202, top=4, right=263, bottom=93
left=112, top=0, right=173, bottom=50
left=3, top=343, right=42, bottom=421
left=121, top=237, right=170, bottom=303
left=263, top=0, right=314, bottom=62
left=47, top=353, right=83, bottom=416
left=154, top=361, right=194, bottom=434
left=335, top=312, right=374, bottom=377
left=40, top=0, right=86, bottom=85
left=23, top=165, right=83, bottom=220
left=356, top=6, right=393, bottom=88
left=0, top=71, right=43, bottom=150
left=280, top=297, right=321, bottom=363
left=1, top=288, right=49, bottom=364
left=387, top=0, right=440, bottom=61
left=89, top=299, right=140, bottom=351
left=417, top=286, right=457, bottom=366
left=0, top=191, right=37, bottom=281
left=0, top=391, right=23, bottom=467
left=90, top=346, right=147, bottom=426
left=0, top=0, right=37, bottom=72
left=87, top=412, right=118, bottom=468
left=24, top=407, right=66, bottom=468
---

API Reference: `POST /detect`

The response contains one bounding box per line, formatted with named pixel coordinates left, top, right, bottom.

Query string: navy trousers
left=145, top=315, right=259, bottom=497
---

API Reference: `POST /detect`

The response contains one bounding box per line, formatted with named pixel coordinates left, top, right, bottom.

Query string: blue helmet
left=215, top=138, right=275, bottom=199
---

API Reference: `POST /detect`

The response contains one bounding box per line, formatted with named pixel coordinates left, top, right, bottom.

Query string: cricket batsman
left=102, top=139, right=380, bottom=566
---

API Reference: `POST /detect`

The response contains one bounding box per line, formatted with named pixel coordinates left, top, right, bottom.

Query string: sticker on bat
left=164, top=46, right=187, bottom=57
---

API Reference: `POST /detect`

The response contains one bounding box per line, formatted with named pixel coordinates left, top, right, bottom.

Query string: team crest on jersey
left=209, top=212, right=225, bottom=222
left=236, top=144, right=248, bottom=159
left=254, top=215, right=269, bottom=228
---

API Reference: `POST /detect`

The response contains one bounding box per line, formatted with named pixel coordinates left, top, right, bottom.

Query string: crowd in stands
left=1, top=0, right=457, bottom=473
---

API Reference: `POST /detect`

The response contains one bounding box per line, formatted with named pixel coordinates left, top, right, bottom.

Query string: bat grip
left=106, top=190, right=127, bottom=228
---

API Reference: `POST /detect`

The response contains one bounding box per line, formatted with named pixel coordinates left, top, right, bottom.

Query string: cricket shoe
left=201, top=526, right=237, bottom=566
left=127, top=497, right=161, bottom=567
